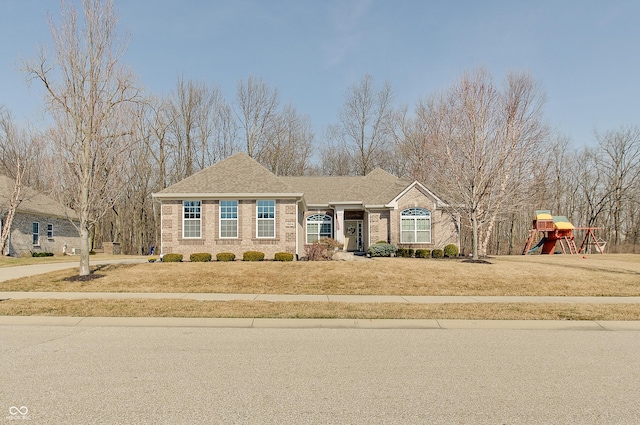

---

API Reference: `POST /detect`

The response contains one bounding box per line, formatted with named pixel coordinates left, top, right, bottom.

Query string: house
left=0, top=175, right=80, bottom=257
left=152, top=152, right=459, bottom=259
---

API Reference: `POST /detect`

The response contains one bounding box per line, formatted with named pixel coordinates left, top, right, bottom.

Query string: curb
left=2, top=316, right=640, bottom=330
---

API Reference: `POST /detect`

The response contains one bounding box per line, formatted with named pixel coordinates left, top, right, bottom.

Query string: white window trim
left=400, top=208, right=432, bottom=244
left=47, top=223, right=54, bottom=239
left=182, top=200, right=202, bottom=239
left=33, top=222, right=40, bottom=246
left=219, top=200, right=238, bottom=239
left=306, top=214, right=333, bottom=244
left=256, top=200, right=276, bottom=239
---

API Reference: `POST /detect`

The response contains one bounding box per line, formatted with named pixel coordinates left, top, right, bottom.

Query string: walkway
left=2, top=292, right=640, bottom=304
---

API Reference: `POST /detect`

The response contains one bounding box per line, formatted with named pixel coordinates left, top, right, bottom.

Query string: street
left=2, top=326, right=639, bottom=424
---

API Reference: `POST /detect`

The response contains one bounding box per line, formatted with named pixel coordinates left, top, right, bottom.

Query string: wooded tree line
left=1, top=0, right=639, bottom=263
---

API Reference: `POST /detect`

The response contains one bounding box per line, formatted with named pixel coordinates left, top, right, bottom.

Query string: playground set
left=522, top=210, right=606, bottom=255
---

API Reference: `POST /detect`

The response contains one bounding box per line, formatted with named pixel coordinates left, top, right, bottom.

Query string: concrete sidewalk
left=2, top=291, right=640, bottom=304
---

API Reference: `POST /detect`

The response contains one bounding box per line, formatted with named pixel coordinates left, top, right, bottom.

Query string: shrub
left=444, top=244, right=459, bottom=258
left=396, top=248, right=415, bottom=258
left=243, top=251, right=265, bottom=261
left=148, top=257, right=158, bottom=263
left=274, top=252, right=294, bottom=262
left=190, top=252, right=212, bottom=262
left=304, top=238, right=342, bottom=261
left=367, top=243, right=397, bottom=257
left=431, top=249, right=444, bottom=259
left=89, top=250, right=96, bottom=255
left=376, top=240, right=388, bottom=244
left=415, top=249, right=431, bottom=258
left=216, top=252, right=236, bottom=262
left=162, top=253, right=183, bottom=262
left=31, top=252, right=54, bottom=257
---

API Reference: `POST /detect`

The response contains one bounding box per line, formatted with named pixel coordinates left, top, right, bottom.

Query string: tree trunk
left=471, top=210, right=479, bottom=260
left=79, top=224, right=91, bottom=276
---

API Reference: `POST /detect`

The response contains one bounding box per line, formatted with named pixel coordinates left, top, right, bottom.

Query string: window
left=220, top=200, right=238, bottom=238
left=32, top=222, right=40, bottom=246
left=306, top=214, right=332, bottom=243
left=401, top=208, right=431, bottom=243
left=183, top=201, right=201, bottom=238
left=257, top=200, right=275, bottom=238
left=47, top=224, right=54, bottom=239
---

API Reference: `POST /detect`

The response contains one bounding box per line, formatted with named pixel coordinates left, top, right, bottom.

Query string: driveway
left=0, top=258, right=148, bottom=282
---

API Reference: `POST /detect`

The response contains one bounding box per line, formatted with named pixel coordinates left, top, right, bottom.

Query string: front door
left=344, top=220, right=363, bottom=251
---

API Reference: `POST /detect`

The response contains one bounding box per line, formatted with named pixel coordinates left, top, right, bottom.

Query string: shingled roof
left=0, top=175, right=78, bottom=219
left=281, top=169, right=412, bottom=206
left=155, top=152, right=301, bottom=197
left=154, top=152, right=421, bottom=207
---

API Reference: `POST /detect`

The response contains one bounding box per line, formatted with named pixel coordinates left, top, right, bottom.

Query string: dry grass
left=1, top=299, right=640, bottom=320
left=2, top=254, right=639, bottom=320
left=2, top=254, right=639, bottom=296
left=0, top=254, right=145, bottom=268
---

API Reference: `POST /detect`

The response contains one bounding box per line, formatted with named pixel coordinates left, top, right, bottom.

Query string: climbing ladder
left=558, top=236, right=578, bottom=255
left=521, top=230, right=536, bottom=255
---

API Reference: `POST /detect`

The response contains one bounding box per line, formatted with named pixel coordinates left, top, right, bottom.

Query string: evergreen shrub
left=396, top=248, right=415, bottom=258
left=367, top=243, right=397, bottom=257
left=190, top=253, right=212, bottom=262
left=243, top=251, right=265, bottom=261
left=444, top=244, right=459, bottom=258
left=216, top=252, right=236, bottom=262
left=274, top=252, right=294, bottom=261
left=415, top=249, right=431, bottom=258
left=162, top=253, right=183, bottom=262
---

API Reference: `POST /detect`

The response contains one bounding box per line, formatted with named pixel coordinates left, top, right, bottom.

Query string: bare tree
left=235, top=76, right=280, bottom=161
left=261, top=104, right=314, bottom=176
left=404, top=68, right=548, bottom=259
left=0, top=108, right=43, bottom=256
left=595, top=126, right=640, bottom=248
left=166, top=76, right=236, bottom=179
left=328, top=74, right=395, bottom=176
left=24, top=0, right=139, bottom=275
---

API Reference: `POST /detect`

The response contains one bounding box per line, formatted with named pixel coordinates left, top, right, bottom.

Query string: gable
left=155, top=152, right=300, bottom=197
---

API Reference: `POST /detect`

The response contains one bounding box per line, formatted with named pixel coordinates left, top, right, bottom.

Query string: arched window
left=306, top=214, right=332, bottom=243
left=401, top=208, right=431, bottom=243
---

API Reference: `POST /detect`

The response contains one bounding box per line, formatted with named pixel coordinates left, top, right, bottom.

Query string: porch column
left=334, top=209, right=345, bottom=245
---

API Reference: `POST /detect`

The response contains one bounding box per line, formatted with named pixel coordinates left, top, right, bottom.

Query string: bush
left=396, top=248, right=415, bottom=258
left=162, top=253, right=183, bottom=262
left=31, top=252, right=54, bottom=257
left=216, top=252, right=235, bottom=262
left=274, top=252, right=294, bottom=262
left=367, top=243, right=397, bottom=257
left=444, top=244, right=459, bottom=258
left=304, top=238, right=342, bottom=261
left=415, top=249, right=431, bottom=258
left=243, top=251, right=265, bottom=261
left=89, top=250, right=96, bottom=255
left=148, top=257, right=158, bottom=263
left=376, top=240, right=388, bottom=244
left=190, top=252, right=212, bottom=262
left=431, top=249, right=444, bottom=259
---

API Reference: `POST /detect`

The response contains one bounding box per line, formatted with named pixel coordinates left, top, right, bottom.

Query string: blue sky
left=1, top=0, right=639, bottom=147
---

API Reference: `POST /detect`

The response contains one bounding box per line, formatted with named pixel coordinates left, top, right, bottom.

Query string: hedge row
left=368, top=244, right=459, bottom=259
left=158, top=251, right=294, bottom=262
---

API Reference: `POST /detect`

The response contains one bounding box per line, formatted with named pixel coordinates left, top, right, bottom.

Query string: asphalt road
left=2, top=326, right=639, bottom=424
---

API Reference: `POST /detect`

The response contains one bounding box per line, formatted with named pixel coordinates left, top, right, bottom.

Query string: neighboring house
left=152, top=152, right=460, bottom=259
left=0, top=175, right=80, bottom=257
